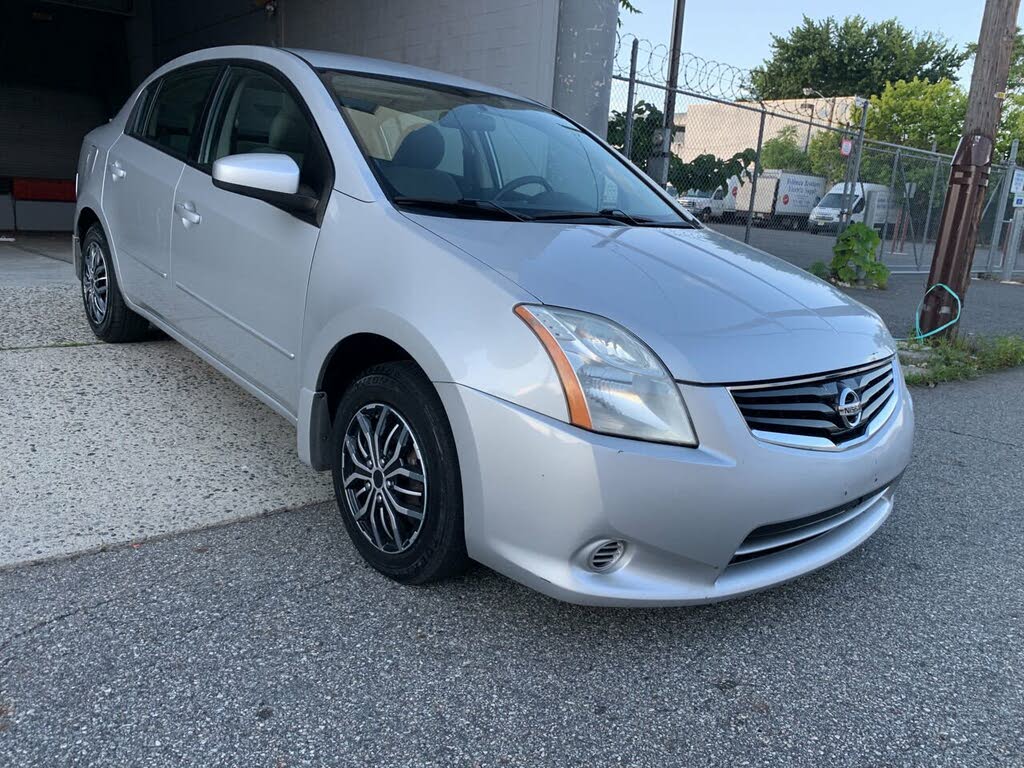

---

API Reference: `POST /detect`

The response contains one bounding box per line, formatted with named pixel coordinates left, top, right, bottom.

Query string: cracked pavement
left=2, top=237, right=1023, bottom=765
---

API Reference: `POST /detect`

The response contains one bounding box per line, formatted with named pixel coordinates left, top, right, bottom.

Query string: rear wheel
left=330, top=361, right=469, bottom=584
left=81, top=224, right=149, bottom=343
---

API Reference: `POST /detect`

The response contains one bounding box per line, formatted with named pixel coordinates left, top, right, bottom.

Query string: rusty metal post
left=919, top=134, right=994, bottom=334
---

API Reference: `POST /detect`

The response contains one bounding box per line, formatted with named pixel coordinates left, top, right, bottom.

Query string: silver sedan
left=73, top=45, right=913, bottom=606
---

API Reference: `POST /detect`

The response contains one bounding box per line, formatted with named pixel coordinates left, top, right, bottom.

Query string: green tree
left=760, top=125, right=813, bottom=172
left=864, top=77, right=966, bottom=153
left=669, top=150, right=755, bottom=193
left=608, top=100, right=754, bottom=192
left=606, top=100, right=665, bottom=168
left=808, top=130, right=848, bottom=185
left=751, top=15, right=967, bottom=100
left=808, top=129, right=892, bottom=188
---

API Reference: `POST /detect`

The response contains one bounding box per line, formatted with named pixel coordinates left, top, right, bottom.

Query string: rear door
left=167, top=65, right=329, bottom=413
left=103, top=65, right=220, bottom=315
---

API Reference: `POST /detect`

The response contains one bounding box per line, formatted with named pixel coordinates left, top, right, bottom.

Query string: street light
left=802, top=85, right=837, bottom=130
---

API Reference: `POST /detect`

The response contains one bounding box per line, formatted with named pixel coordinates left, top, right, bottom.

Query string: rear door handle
left=175, top=201, right=202, bottom=227
left=109, top=161, right=126, bottom=181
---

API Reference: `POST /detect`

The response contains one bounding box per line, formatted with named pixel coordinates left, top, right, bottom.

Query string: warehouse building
left=0, top=0, right=618, bottom=231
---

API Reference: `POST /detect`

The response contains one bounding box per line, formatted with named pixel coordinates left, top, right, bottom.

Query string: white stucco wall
left=152, top=0, right=561, bottom=105
left=280, top=0, right=560, bottom=103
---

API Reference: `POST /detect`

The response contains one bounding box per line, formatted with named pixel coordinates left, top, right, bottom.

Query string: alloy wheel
left=341, top=403, right=427, bottom=554
left=82, top=241, right=109, bottom=324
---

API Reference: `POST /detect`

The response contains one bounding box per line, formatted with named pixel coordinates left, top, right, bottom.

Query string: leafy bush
left=809, top=223, right=889, bottom=288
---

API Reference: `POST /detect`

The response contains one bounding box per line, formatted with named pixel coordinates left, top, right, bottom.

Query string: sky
left=618, top=0, right=1024, bottom=87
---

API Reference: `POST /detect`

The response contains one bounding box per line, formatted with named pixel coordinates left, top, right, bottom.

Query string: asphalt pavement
left=2, top=367, right=1023, bottom=766
left=2, top=233, right=1024, bottom=766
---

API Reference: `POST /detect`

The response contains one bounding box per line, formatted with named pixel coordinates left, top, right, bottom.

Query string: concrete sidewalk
left=0, top=239, right=332, bottom=567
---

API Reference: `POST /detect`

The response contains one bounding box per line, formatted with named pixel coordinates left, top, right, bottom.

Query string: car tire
left=330, top=361, right=469, bottom=584
left=80, top=224, right=150, bottom=343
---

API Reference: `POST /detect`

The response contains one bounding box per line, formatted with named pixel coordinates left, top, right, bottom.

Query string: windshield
left=323, top=71, right=690, bottom=226
left=817, top=192, right=851, bottom=208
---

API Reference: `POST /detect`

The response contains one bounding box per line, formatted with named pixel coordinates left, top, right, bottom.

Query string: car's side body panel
left=298, top=191, right=572, bottom=459
left=102, top=134, right=185, bottom=315
left=168, top=163, right=321, bottom=412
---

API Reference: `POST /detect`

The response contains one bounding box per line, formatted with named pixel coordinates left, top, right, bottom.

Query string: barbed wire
left=612, top=32, right=857, bottom=124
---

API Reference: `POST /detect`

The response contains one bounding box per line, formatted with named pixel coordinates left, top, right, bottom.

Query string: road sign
left=1011, top=168, right=1024, bottom=194
left=840, top=138, right=853, bottom=157
left=1013, top=193, right=1024, bottom=208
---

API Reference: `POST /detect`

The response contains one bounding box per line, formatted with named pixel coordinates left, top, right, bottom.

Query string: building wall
left=284, top=0, right=560, bottom=104
left=152, top=0, right=561, bottom=104
left=674, top=96, right=856, bottom=164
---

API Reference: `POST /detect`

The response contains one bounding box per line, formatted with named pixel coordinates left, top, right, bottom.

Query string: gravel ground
left=1, top=368, right=1022, bottom=767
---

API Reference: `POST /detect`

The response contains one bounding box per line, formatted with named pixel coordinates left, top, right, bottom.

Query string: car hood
left=407, top=216, right=895, bottom=383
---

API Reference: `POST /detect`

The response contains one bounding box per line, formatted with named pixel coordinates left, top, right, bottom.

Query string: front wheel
left=330, top=361, right=469, bottom=584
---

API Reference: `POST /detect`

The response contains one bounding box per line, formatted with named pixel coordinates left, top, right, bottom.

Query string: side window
left=853, top=197, right=865, bottom=214
left=206, top=67, right=311, bottom=171
left=126, top=84, right=157, bottom=138
left=142, top=66, right=219, bottom=158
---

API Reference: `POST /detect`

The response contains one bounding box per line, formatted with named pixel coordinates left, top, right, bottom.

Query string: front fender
left=296, top=192, right=571, bottom=466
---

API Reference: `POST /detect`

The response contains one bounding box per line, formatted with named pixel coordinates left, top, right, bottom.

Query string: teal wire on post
left=906, top=283, right=962, bottom=341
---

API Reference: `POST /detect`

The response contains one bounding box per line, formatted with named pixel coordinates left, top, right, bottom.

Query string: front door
left=168, top=66, right=326, bottom=414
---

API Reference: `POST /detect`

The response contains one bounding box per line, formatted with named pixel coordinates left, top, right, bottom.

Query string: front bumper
left=437, top=375, right=914, bottom=607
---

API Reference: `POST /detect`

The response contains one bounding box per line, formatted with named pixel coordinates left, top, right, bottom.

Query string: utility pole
left=648, top=0, right=685, bottom=187
left=919, top=0, right=1020, bottom=337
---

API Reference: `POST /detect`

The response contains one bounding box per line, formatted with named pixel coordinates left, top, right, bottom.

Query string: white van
left=809, top=182, right=893, bottom=232
left=677, top=177, right=739, bottom=221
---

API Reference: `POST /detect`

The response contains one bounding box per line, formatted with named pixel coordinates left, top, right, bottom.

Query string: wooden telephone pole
left=919, top=0, right=1021, bottom=337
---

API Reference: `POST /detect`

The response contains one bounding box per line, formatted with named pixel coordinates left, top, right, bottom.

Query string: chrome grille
left=729, top=359, right=897, bottom=450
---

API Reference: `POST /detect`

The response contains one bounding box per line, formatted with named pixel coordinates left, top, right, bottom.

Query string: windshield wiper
left=392, top=196, right=524, bottom=222
left=527, top=208, right=697, bottom=228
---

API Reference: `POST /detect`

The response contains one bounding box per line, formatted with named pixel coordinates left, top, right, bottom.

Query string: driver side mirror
left=212, top=153, right=317, bottom=213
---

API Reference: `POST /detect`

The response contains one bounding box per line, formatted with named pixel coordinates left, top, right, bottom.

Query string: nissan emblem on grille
left=728, top=359, right=897, bottom=450
left=836, top=386, right=863, bottom=428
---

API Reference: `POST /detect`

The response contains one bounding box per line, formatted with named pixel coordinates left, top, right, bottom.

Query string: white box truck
left=734, top=170, right=826, bottom=229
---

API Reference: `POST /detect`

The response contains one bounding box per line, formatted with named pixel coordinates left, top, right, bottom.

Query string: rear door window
left=141, top=66, right=220, bottom=159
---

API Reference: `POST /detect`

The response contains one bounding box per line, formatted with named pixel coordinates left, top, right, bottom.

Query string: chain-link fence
left=608, top=34, right=1022, bottom=277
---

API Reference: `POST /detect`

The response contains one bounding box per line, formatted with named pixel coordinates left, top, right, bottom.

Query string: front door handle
left=109, top=161, right=126, bottom=181
left=175, top=201, right=202, bottom=227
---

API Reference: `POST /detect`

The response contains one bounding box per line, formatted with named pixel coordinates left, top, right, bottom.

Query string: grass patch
left=901, top=335, right=1024, bottom=386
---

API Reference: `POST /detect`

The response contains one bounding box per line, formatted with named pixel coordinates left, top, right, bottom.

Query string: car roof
left=285, top=47, right=535, bottom=104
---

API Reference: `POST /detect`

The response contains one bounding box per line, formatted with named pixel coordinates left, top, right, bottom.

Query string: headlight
left=515, top=304, right=697, bottom=446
